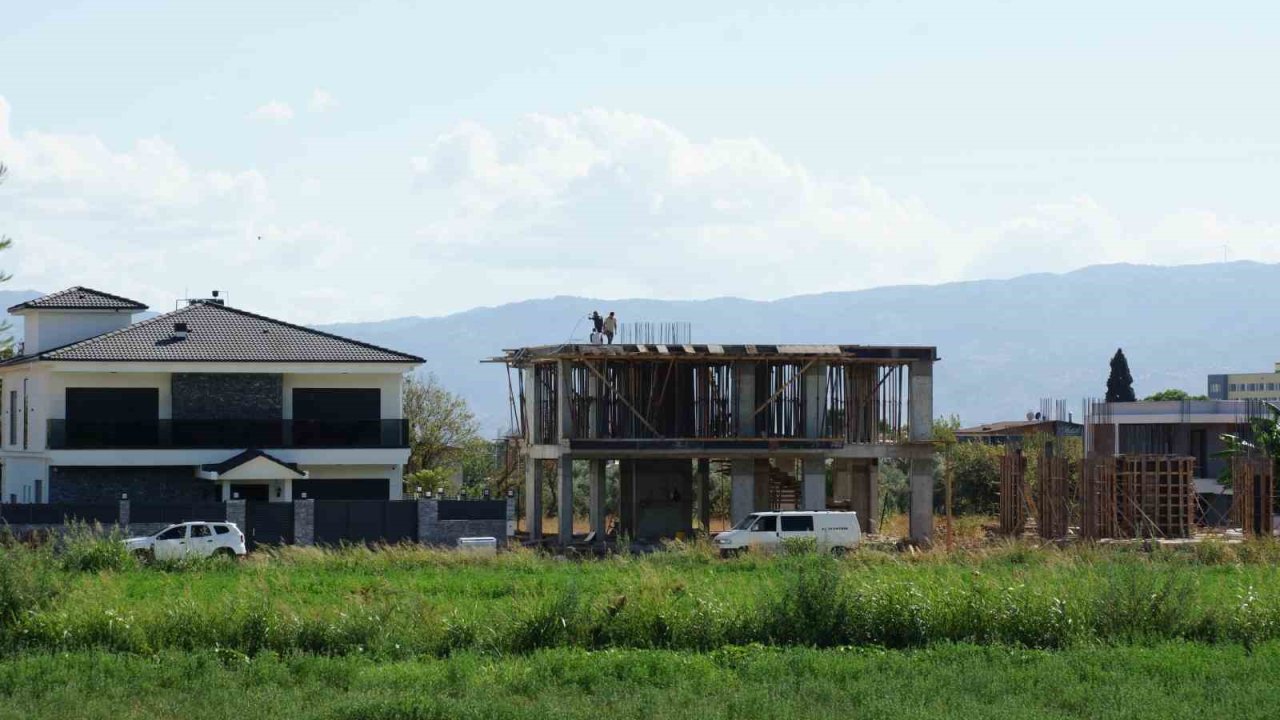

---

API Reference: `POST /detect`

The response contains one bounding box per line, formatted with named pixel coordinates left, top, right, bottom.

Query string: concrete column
left=801, top=457, right=826, bottom=510
left=697, top=458, right=711, bottom=532
left=588, top=459, right=607, bottom=541
left=588, top=368, right=602, bottom=439
left=754, top=459, right=772, bottom=511
left=525, top=458, right=544, bottom=541
left=416, top=498, right=438, bottom=544
left=804, top=363, right=828, bottom=438
left=908, top=360, right=935, bottom=545
left=908, top=361, right=934, bottom=442
left=909, top=457, right=934, bottom=545
left=730, top=458, right=755, bottom=524
left=221, top=481, right=231, bottom=501
left=735, top=360, right=757, bottom=438
left=849, top=459, right=879, bottom=534
left=118, top=499, right=130, bottom=528
left=387, top=470, right=403, bottom=501
left=293, top=498, right=315, bottom=546
left=619, top=460, right=635, bottom=537
left=557, top=359, right=573, bottom=442
left=558, top=458, right=574, bottom=544
left=282, top=476, right=294, bottom=502
left=523, top=367, right=539, bottom=444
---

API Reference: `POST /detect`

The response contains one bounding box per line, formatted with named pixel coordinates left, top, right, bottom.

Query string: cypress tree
left=1105, top=348, right=1136, bottom=402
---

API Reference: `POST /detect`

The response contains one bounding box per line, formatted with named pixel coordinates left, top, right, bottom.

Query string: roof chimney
left=172, top=322, right=189, bottom=340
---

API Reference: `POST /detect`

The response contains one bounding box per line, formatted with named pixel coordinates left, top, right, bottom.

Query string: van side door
left=748, top=514, right=779, bottom=549
left=779, top=514, right=815, bottom=547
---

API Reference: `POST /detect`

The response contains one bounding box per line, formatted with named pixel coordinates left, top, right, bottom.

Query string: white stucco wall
left=1, top=456, right=48, bottom=503
left=22, top=311, right=135, bottom=354
left=281, top=372, right=405, bottom=419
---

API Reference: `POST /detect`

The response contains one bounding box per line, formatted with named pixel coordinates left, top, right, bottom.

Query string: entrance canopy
left=196, top=449, right=309, bottom=482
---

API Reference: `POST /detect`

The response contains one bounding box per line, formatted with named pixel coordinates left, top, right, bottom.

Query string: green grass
left=9, top=536, right=1280, bottom=654
left=1, top=643, right=1278, bottom=719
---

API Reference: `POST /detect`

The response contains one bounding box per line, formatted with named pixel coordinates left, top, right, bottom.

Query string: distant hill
left=10, top=262, right=1279, bottom=435
left=319, top=262, right=1280, bottom=434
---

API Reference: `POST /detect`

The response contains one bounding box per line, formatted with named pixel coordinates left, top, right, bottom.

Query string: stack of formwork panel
left=999, top=451, right=1028, bottom=536
left=1080, top=457, right=1118, bottom=540
left=1116, top=455, right=1195, bottom=538
left=1231, top=458, right=1276, bottom=537
left=1036, top=453, right=1071, bottom=539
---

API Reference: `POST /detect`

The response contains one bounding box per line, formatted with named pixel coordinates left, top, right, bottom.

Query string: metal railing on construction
left=618, top=321, right=692, bottom=345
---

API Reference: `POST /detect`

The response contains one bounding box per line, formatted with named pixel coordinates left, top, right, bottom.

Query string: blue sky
left=2, top=1, right=1278, bottom=321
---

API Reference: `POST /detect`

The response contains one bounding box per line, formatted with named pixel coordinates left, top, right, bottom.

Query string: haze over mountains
left=6, top=262, right=1279, bottom=434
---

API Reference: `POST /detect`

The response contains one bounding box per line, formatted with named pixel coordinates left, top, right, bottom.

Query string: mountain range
left=6, top=261, right=1279, bottom=434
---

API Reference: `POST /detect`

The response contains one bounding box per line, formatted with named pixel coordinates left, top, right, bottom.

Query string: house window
left=1230, top=384, right=1238, bottom=392
left=22, top=379, right=28, bottom=450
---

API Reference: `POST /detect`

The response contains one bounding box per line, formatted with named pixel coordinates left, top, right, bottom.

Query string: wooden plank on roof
left=656, top=344, right=669, bottom=354
left=745, top=345, right=758, bottom=355
left=777, top=344, right=841, bottom=354
left=682, top=344, right=695, bottom=354
left=708, top=344, right=725, bottom=354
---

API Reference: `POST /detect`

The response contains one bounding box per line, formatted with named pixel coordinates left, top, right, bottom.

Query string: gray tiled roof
left=8, top=286, right=148, bottom=312
left=201, top=449, right=305, bottom=476
left=6, top=301, right=423, bottom=364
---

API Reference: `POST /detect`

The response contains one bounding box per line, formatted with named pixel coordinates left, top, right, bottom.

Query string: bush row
left=6, top=548, right=1280, bottom=656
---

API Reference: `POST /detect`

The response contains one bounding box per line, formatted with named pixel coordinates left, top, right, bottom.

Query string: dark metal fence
left=314, top=500, right=418, bottom=545
left=131, top=503, right=227, bottom=524
left=437, top=500, right=507, bottom=521
left=0, top=503, right=118, bottom=525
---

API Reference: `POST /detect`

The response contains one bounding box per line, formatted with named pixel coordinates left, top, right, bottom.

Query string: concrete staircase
left=768, top=465, right=800, bottom=510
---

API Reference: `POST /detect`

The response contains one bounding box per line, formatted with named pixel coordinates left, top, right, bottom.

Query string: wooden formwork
left=1036, top=454, right=1071, bottom=539
left=1116, top=455, right=1196, bottom=539
left=999, top=452, right=1029, bottom=536
left=1080, top=457, right=1118, bottom=540
left=1231, top=458, right=1276, bottom=537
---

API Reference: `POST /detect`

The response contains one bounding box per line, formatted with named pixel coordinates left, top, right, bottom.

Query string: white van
left=714, top=511, right=861, bottom=557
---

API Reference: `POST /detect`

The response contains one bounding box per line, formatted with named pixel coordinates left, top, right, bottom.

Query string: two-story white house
left=0, top=287, right=423, bottom=505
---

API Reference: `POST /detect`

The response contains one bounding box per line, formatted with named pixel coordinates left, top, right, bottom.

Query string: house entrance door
left=231, top=484, right=269, bottom=501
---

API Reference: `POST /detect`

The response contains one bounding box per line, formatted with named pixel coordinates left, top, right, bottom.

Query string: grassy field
left=8, top=530, right=1280, bottom=655
left=7, top=530, right=1280, bottom=717
left=2, top=643, right=1279, bottom=719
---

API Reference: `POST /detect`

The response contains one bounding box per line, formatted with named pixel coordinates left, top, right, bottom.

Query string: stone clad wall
left=49, top=466, right=216, bottom=504
left=171, top=373, right=283, bottom=420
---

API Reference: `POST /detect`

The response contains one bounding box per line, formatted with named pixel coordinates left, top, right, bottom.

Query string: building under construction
left=488, top=342, right=939, bottom=544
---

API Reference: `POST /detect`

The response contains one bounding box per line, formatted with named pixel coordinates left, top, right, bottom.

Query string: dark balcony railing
left=47, top=419, right=409, bottom=450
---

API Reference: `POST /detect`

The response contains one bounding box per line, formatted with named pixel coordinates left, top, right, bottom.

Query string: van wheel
left=831, top=546, right=848, bottom=558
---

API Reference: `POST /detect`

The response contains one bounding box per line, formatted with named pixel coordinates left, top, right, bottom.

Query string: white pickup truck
left=714, top=511, right=861, bottom=557
left=125, top=521, right=247, bottom=561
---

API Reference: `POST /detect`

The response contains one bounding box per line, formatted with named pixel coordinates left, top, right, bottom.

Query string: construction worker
left=589, top=311, right=604, bottom=344
left=603, top=311, right=617, bottom=344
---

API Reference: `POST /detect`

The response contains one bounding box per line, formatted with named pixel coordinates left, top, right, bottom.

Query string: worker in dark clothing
left=603, top=311, right=617, bottom=344
left=590, top=311, right=604, bottom=334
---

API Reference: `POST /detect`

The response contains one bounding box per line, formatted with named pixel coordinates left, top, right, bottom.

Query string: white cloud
left=248, top=100, right=294, bottom=124
left=5, top=94, right=1280, bottom=324
left=308, top=89, right=337, bottom=113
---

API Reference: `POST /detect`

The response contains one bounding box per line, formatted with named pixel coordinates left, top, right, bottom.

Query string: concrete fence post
left=417, top=498, right=438, bottom=544
left=506, top=494, right=517, bottom=540
left=293, top=499, right=315, bottom=546
left=226, top=500, right=247, bottom=535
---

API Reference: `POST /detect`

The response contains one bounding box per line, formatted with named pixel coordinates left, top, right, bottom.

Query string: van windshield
left=732, top=514, right=759, bottom=531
